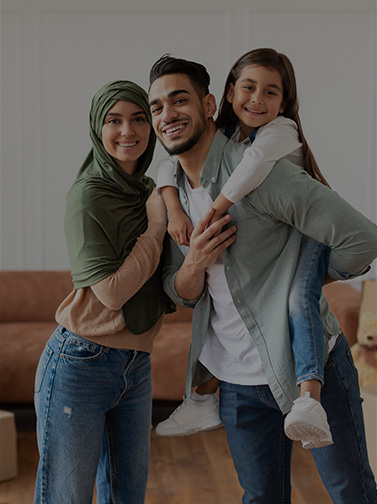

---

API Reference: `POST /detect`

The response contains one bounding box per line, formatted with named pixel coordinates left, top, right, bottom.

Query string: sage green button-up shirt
left=162, top=130, right=377, bottom=414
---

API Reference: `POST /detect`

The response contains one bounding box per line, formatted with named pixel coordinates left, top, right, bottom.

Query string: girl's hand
left=168, top=208, right=193, bottom=246
left=146, top=188, right=167, bottom=227
left=207, top=208, right=223, bottom=229
left=206, top=194, right=233, bottom=235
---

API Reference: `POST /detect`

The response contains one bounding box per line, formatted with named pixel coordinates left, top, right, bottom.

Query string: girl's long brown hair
left=216, top=48, right=330, bottom=187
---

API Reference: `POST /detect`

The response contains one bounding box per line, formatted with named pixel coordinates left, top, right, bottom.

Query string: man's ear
left=205, top=93, right=217, bottom=118
left=226, top=84, right=234, bottom=103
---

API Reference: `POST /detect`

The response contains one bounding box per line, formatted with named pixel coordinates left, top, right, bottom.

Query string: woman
left=34, top=80, right=174, bottom=503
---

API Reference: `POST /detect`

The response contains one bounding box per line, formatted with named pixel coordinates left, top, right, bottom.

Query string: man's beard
left=159, top=113, right=207, bottom=156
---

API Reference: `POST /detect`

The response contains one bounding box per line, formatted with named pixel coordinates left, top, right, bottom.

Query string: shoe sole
left=285, top=421, right=329, bottom=440
left=284, top=414, right=333, bottom=449
left=302, top=438, right=333, bottom=450
left=155, top=420, right=224, bottom=437
left=285, top=422, right=333, bottom=449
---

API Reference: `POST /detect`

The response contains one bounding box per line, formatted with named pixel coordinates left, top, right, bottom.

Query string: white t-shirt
left=184, top=176, right=268, bottom=385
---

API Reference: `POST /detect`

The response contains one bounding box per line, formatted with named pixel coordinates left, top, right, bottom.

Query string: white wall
left=1, top=0, right=376, bottom=275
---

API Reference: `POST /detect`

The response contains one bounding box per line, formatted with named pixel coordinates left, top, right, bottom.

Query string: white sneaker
left=155, top=395, right=223, bottom=436
left=284, top=396, right=333, bottom=449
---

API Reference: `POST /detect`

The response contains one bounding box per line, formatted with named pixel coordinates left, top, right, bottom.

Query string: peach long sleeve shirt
left=56, top=222, right=167, bottom=352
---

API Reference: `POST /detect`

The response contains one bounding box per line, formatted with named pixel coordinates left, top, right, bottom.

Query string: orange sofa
left=0, top=271, right=361, bottom=405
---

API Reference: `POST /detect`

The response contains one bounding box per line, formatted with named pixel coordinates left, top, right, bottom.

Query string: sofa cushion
left=0, top=271, right=73, bottom=322
left=0, top=272, right=362, bottom=405
left=0, top=322, right=56, bottom=403
left=0, top=309, right=194, bottom=404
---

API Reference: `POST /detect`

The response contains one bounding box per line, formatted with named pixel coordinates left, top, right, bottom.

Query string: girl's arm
left=157, top=156, right=193, bottom=246
left=156, top=155, right=179, bottom=190
left=210, top=117, right=302, bottom=224
left=161, top=186, right=193, bottom=246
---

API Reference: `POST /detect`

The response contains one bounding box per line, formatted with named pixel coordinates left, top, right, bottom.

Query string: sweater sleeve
left=222, top=117, right=302, bottom=203
left=90, top=222, right=167, bottom=310
left=255, top=159, right=377, bottom=280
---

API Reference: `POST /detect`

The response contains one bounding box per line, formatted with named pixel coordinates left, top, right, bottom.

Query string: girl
left=155, top=48, right=333, bottom=450
left=34, top=80, right=174, bottom=503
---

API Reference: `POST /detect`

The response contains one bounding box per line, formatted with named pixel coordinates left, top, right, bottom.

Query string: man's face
left=148, top=74, right=208, bottom=155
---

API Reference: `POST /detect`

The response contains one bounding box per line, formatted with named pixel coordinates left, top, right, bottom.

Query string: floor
left=0, top=404, right=332, bottom=503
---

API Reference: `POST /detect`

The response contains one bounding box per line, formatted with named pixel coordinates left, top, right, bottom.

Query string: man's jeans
left=34, top=325, right=152, bottom=504
left=288, top=236, right=330, bottom=385
left=220, top=335, right=377, bottom=503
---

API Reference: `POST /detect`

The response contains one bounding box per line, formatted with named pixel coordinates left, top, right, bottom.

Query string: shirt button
left=211, top=177, right=216, bottom=182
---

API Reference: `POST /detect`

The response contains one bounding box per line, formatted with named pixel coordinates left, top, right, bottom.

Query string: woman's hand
left=146, top=187, right=167, bottom=227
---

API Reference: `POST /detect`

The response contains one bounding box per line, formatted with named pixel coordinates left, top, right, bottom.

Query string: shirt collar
left=175, top=129, right=229, bottom=189
left=225, top=123, right=258, bottom=143
left=200, top=130, right=229, bottom=185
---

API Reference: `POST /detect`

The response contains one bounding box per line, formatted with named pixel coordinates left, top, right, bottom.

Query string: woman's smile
left=102, top=100, right=151, bottom=175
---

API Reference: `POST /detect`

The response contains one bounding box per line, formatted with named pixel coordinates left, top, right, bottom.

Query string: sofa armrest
left=323, top=283, right=361, bottom=347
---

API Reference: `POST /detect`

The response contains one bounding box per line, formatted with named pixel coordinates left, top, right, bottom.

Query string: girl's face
left=227, top=64, right=285, bottom=140
left=102, top=100, right=151, bottom=175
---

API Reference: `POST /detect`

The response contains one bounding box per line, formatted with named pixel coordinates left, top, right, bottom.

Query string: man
left=148, top=54, right=377, bottom=503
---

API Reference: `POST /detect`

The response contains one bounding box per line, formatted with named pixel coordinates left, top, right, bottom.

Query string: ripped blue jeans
left=34, top=325, right=152, bottom=504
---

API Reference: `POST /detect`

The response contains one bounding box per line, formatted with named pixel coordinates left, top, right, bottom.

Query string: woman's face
left=102, top=100, right=151, bottom=176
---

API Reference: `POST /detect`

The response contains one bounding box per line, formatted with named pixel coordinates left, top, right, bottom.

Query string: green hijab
left=64, top=80, right=174, bottom=334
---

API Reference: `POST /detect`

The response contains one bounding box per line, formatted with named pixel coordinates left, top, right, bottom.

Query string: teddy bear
left=351, top=311, right=377, bottom=387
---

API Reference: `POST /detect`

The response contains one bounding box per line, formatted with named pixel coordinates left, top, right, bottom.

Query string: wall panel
left=1, top=10, right=24, bottom=267
left=247, top=9, right=375, bottom=217
left=1, top=1, right=376, bottom=272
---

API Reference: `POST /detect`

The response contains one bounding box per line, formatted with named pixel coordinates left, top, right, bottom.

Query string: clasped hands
left=174, top=208, right=237, bottom=300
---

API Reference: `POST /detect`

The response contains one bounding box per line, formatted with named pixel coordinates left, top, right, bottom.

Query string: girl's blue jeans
left=289, top=236, right=331, bottom=386
left=219, top=335, right=377, bottom=503
left=34, top=325, right=152, bottom=504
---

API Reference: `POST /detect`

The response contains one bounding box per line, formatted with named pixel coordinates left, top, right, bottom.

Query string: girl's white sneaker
left=155, top=395, right=223, bottom=436
left=284, top=395, right=333, bottom=449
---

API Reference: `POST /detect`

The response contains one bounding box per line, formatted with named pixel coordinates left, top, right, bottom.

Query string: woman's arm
left=91, top=189, right=167, bottom=310
left=91, top=222, right=166, bottom=310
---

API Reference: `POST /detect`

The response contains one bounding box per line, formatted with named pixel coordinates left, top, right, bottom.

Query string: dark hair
left=216, top=48, right=330, bottom=187
left=149, top=54, right=210, bottom=98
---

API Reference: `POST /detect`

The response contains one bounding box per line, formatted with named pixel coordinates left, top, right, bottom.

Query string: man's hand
left=185, top=209, right=236, bottom=273
left=175, top=209, right=237, bottom=300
